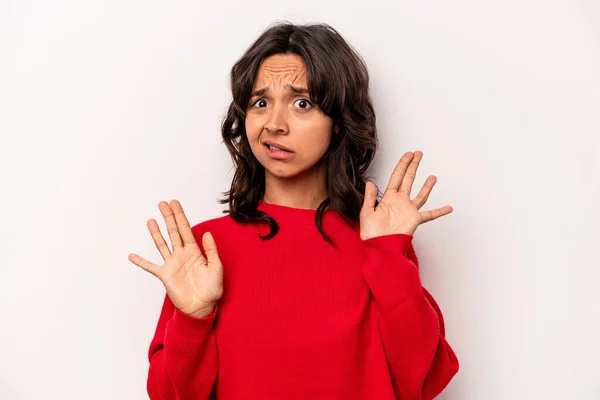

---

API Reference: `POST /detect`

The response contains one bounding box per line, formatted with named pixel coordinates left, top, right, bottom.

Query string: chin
left=266, top=166, right=299, bottom=179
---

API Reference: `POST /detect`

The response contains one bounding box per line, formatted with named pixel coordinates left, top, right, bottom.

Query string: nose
left=264, top=105, right=288, bottom=134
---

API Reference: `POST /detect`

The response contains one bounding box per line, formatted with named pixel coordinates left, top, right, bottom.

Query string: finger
left=399, top=150, right=423, bottom=196
left=202, top=232, right=220, bottom=265
left=159, top=201, right=184, bottom=251
left=361, top=181, right=377, bottom=214
left=170, top=199, right=196, bottom=246
left=412, top=175, right=436, bottom=210
left=384, top=152, right=414, bottom=193
left=128, top=253, right=162, bottom=278
left=420, top=205, right=453, bottom=223
left=147, top=218, right=172, bottom=260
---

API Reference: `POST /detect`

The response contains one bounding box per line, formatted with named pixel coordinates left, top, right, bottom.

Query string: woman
left=129, top=22, right=459, bottom=399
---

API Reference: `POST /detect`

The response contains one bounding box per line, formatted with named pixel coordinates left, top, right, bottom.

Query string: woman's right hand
left=128, top=200, right=224, bottom=319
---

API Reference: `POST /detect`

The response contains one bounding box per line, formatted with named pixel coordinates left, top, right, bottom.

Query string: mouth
left=263, top=142, right=295, bottom=160
left=263, top=141, right=294, bottom=153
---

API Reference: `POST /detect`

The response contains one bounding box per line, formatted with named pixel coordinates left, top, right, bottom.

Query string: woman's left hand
left=360, top=151, right=453, bottom=241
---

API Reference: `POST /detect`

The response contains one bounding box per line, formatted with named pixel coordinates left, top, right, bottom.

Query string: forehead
left=253, top=54, right=307, bottom=87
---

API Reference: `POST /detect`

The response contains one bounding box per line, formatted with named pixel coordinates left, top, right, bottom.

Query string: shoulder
left=190, top=212, right=252, bottom=260
left=190, top=212, right=237, bottom=242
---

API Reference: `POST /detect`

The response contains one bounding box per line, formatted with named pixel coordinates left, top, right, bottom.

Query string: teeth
left=269, top=145, right=285, bottom=151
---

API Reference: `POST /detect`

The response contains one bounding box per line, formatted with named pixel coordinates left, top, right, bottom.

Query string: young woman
left=129, top=22, right=459, bottom=400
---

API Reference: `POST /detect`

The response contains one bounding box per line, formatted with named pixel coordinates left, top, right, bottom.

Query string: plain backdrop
left=1, top=0, right=599, bottom=399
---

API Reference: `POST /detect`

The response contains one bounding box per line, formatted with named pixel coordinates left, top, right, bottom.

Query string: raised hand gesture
left=128, top=200, right=223, bottom=319
left=360, top=151, right=453, bottom=241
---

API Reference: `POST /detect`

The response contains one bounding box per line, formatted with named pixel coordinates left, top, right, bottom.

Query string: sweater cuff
left=362, top=233, right=422, bottom=311
left=169, top=304, right=218, bottom=338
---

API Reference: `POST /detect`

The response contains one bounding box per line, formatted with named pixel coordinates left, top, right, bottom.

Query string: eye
left=250, top=98, right=268, bottom=108
left=294, top=98, right=313, bottom=110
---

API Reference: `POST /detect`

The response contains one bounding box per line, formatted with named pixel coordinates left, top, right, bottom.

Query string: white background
left=1, top=0, right=599, bottom=399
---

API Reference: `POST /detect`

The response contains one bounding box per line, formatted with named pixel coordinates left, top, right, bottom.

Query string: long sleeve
left=146, top=292, right=219, bottom=400
left=362, top=233, right=459, bottom=400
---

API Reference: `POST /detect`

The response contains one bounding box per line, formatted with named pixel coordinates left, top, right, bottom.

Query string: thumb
left=362, top=181, right=377, bottom=214
left=202, top=232, right=220, bottom=264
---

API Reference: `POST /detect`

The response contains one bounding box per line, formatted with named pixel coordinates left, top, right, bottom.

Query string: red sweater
left=147, top=201, right=459, bottom=399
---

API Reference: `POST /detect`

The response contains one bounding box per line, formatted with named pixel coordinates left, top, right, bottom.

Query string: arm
left=146, top=293, right=219, bottom=400
left=362, top=233, right=459, bottom=400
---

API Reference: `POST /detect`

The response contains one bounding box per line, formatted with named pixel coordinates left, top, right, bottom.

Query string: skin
left=360, top=150, right=454, bottom=240
left=245, top=53, right=336, bottom=210
left=128, top=56, right=455, bottom=319
left=129, top=152, right=454, bottom=317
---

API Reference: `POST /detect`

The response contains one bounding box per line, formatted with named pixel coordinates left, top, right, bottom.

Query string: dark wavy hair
left=218, top=21, right=380, bottom=246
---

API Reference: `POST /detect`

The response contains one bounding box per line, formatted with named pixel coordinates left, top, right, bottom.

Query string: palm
left=360, top=192, right=421, bottom=241
left=160, top=242, right=223, bottom=317
left=129, top=200, right=224, bottom=318
left=360, top=151, right=453, bottom=240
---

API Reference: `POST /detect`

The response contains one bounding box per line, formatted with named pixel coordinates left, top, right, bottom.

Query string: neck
left=263, top=161, right=328, bottom=210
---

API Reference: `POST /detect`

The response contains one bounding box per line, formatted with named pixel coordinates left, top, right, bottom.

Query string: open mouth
left=264, top=143, right=292, bottom=152
left=264, top=143, right=295, bottom=160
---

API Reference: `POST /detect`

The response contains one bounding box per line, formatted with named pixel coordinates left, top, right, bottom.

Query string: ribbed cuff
left=170, top=304, right=218, bottom=338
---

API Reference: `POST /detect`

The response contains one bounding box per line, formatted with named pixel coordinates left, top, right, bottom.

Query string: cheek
left=312, top=121, right=333, bottom=151
left=245, top=118, right=261, bottom=145
left=296, top=125, right=329, bottom=155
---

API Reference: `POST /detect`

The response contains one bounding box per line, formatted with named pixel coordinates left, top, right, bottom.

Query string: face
left=245, top=54, right=334, bottom=181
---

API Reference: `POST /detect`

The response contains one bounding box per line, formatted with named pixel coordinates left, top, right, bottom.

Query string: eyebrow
left=250, top=84, right=310, bottom=98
